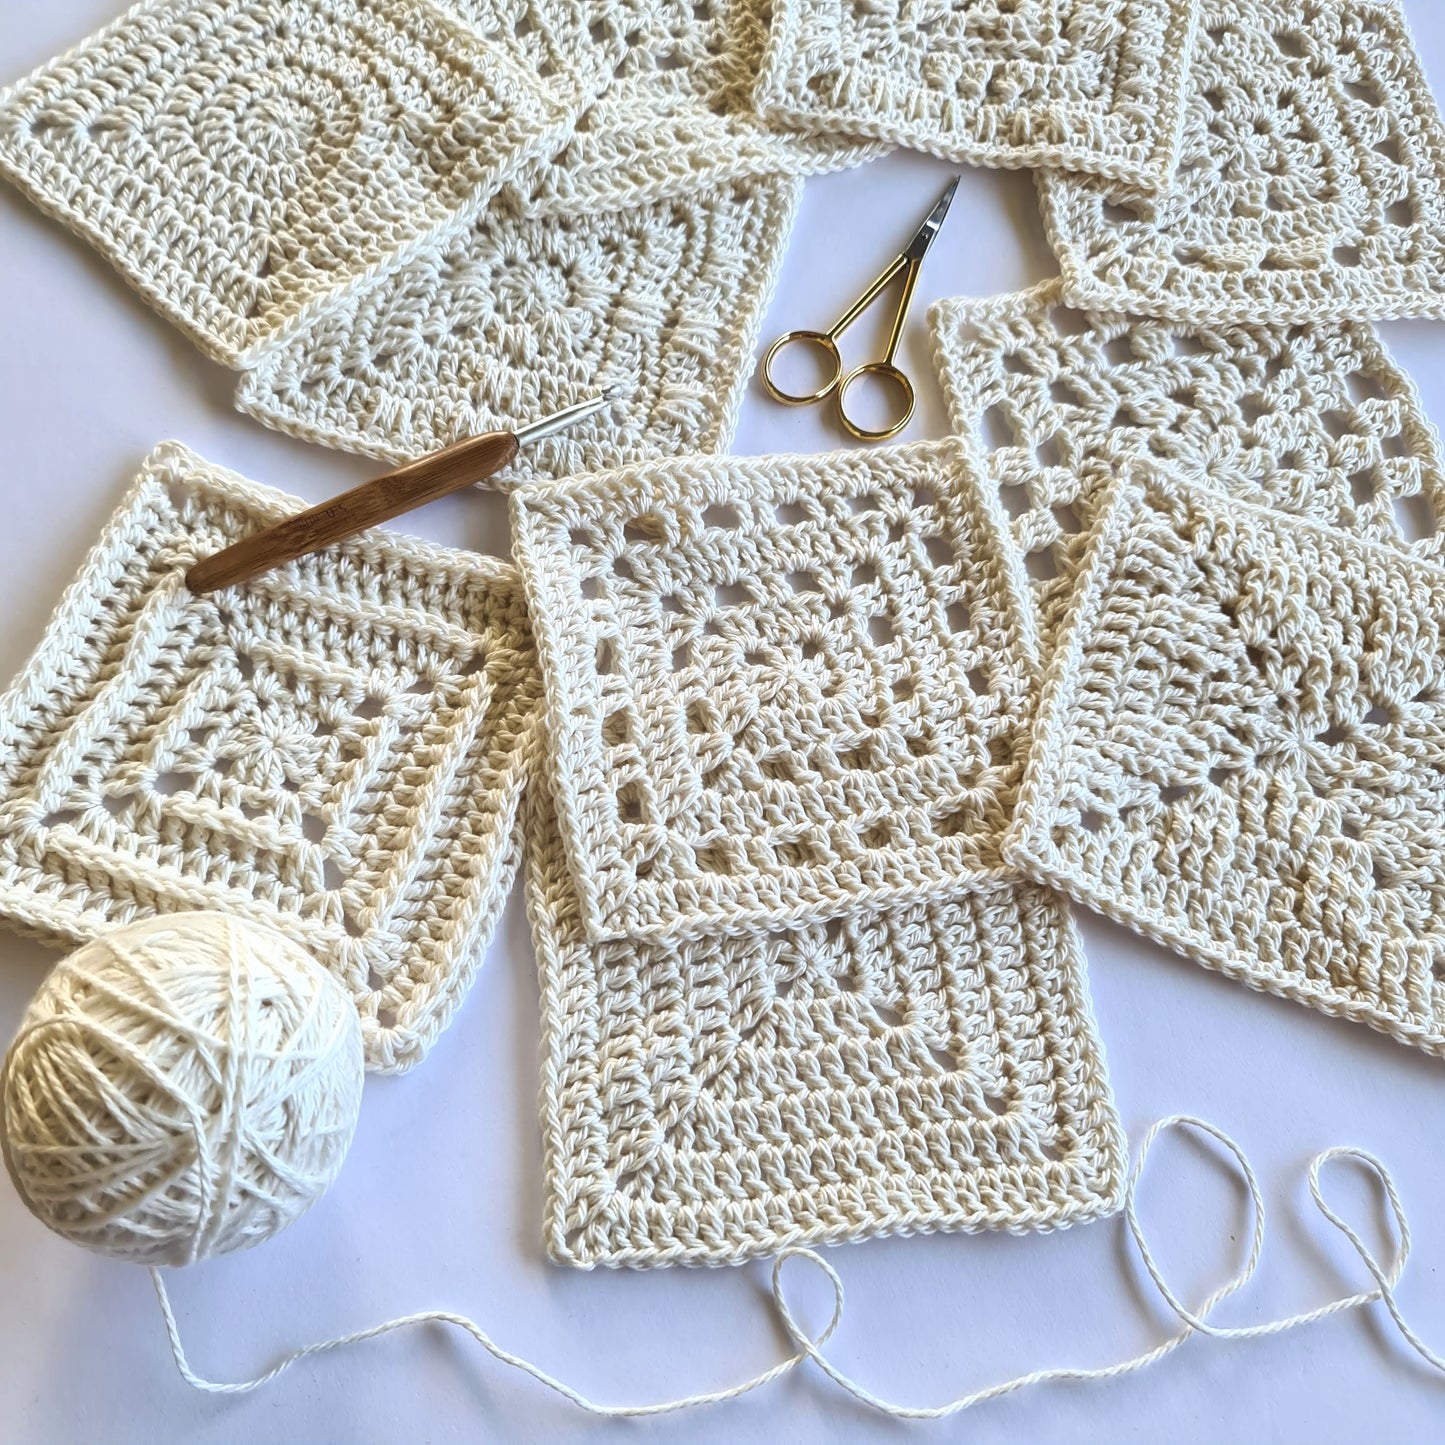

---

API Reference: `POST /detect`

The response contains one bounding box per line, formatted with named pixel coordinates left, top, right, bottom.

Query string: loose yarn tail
left=150, top=1116, right=1445, bottom=1417
left=150, top=1263, right=844, bottom=1415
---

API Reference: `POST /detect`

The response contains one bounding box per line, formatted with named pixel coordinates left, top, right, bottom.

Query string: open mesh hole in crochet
left=930, top=279, right=1445, bottom=656
left=1038, top=0, right=1445, bottom=324
left=757, top=0, right=1197, bottom=188
left=515, top=440, right=1037, bottom=942
left=0, top=0, right=581, bottom=361
left=237, top=172, right=804, bottom=483
left=600, top=950, right=1026, bottom=1197
left=0, top=445, right=541, bottom=1073
left=1010, top=470, right=1445, bottom=1056
left=445, top=0, right=878, bottom=222
left=528, top=787, right=1124, bottom=1265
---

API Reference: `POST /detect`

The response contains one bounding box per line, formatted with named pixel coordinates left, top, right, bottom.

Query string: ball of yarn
left=1, top=912, right=364, bottom=1267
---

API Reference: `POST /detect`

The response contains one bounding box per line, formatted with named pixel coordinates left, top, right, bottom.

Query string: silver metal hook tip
left=513, top=383, right=632, bottom=446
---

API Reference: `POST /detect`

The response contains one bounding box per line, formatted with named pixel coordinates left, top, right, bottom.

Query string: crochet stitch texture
left=510, top=439, right=1038, bottom=944
left=0, top=0, right=579, bottom=364
left=0, top=443, right=541, bottom=1073
left=757, top=0, right=1199, bottom=189
left=526, top=780, right=1125, bottom=1266
left=444, top=0, right=880, bottom=217
left=1009, top=467, right=1445, bottom=1057
left=237, top=174, right=803, bottom=478
left=929, top=278, right=1445, bottom=652
left=1039, top=0, right=1445, bottom=324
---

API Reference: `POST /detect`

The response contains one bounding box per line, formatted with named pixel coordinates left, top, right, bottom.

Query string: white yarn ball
left=1, top=912, right=364, bottom=1267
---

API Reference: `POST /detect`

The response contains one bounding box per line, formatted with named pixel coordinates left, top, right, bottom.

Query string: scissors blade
left=902, top=175, right=961, bottom=261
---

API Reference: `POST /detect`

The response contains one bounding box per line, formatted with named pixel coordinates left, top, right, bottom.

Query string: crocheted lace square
left=0, top=0, right=578, bottom=365
left=0, top=443, right=542, bottom=1074
left=432, top=0, right=627, bottom=105
left=526, top=783, right=1125, bottom=1266
left=755, top=0, right=1199, bottom=189
left=929, top=278, right=1445, bottom=653
left=1039, top=0, right=1445, bottom=324
left=445, top=0, right=878, bottom=215
left=236, top=175, right=802, bottom=479
left=511, top=440, right=1038, bottom=944
left=1008, top=468, right=1445, bottom=1057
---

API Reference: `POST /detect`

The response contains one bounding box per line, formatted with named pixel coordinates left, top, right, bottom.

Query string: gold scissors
left=760, top=176, right=959, bottom=442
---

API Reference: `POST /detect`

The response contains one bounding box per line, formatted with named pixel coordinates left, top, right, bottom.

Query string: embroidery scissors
left=760, top=176, right=959, bottom=442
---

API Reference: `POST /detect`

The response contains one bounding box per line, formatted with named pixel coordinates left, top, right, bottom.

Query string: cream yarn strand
left=149, top=1116, right=1444, bottom=1416
left=2, top=913, right=364, bottom=1268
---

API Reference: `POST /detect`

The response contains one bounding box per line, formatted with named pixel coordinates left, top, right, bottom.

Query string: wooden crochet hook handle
left=185, top=386, right=626, bottom=595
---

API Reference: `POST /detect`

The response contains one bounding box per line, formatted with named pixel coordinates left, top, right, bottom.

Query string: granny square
left=0, top=0, right=578, bottom=363
left=0, top=443, right=542, bottom=1073
left=1039, top=0, right=1445, bottom=324
left=756, top=0, right=1199, bottom=189
left=510, top=439, right=1039, bottom=943
left=1009, top=466, right=1445, bottom=1057
left=447, top=0, right=879, bottom=216
left=236, top=174, right=803, bottom=481
left=929, top=278, right=1445, bottom=652
left=527, top=781, right=1125, bottom=1266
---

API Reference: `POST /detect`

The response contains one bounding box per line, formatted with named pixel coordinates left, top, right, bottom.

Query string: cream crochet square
left=1008, top=467, right=1445, bottom=1057
left=445, top=0, right=879, bottom=215
left=929, top=278, right=1445, bottom=654
left=0, top=443, right=542, bottom=1074
left=510, top=440, right=1038, bottom=944
left=0, top=0, right=578, bottom=365
left=527, top=782, right=1125, bottom=1266
left=236, top=175, right=803, bottom=479
left=1039, top=0, right=1445, bottom=324
left=431, top=0, right=626, bottom=105
left=755, top=0, right=1199, bottom=189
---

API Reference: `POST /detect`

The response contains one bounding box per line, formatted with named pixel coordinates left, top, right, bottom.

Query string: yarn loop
left=148, top=1115, right=1445, bottom=1411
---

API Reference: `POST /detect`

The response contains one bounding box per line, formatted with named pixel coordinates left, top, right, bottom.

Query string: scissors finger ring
left=837, top=361, right=916, bottom=442
left=761, top=330, right=844, bottom=406
left=756, top=175, right=958, bottom=443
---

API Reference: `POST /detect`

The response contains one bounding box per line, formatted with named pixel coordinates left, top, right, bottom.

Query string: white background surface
left=3, top=3, right=1445, bottom=1441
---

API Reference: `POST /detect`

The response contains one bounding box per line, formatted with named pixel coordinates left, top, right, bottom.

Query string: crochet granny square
left=236, top=175, right=803, bottom=480
left=756, top=0, right=1199, bottom=189
left=1009, top=467, right=1445, bottom=1057
left=929, top=278, right=1445, bottom=652
left=0, top=443, right=542, bottom=1073
left=1039, top=0, right=1445, bottom=324
left=527, top=782, right=1125, bottom=1266
left=0, top=0, right=577, bottom=364
left=510, top=440, right=1038, bottom=944
left=448, top=0, right=878, bottom=216
left=431, top=0, right=623, bottom=105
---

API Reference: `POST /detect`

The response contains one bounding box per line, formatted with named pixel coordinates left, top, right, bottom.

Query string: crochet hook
left=185, top=385, right=627, bottom=595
